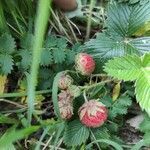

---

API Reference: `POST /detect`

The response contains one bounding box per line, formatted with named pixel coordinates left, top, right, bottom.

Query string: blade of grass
left=27, top=0, right=51, bottom=126
left=0, top=89, right=51, bottom=98
left=85, top=0, right=95, bottom=41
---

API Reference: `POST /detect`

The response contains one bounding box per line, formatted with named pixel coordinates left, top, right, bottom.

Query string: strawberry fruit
left=78, top=100, right=108, bottom=128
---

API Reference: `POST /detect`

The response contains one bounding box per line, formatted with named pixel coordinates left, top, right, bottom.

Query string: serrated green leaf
left=45, top=36, right=57, bottom=48
left=85, top=2, right=150, bottom=59
left=64, top=120, right=90, bottom=146
left=56, top=37, right=67, bottom=49
left=110, top=96, right=132, bottom=118
left=0, top=54, right=14, bottom=75
left=128, top=1, right=150, bottom=35
left=104, top=55, right=142, bottom=81
left=92, top=127, right=110, bottom=140
left=0, top=34, right=16, bottom=54
left=85, top=33, right=125, bottom=59
left=85, top=33, right=150, bottom=59
left=19, top=49, right=32, bottom=70
left=135, top=69, right=150, bottom=116
left=53, top=48, right=66, bottom=64
left=40, top=48, right=52, bottom=66
left=106, top=2, right=150, bottom=36
left=129, top=37, right=150, bottom=54
left=65, top=50, right=76, bottom=64
left=107, top=2, right=131, bottom=37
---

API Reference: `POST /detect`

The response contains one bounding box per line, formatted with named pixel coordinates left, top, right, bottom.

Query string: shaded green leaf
left=0, top=54, right=14, bottom=75
left=19, top=49, right=32, bottom=70
left=64, top=120, right=90, bottom=146
left=0, top=34, right=16, bottom=54
left=40, top=48, right=52, bottom=66
left=110, top=96, right=132, bottom=118
left=53, top=48, right=66, bottom=64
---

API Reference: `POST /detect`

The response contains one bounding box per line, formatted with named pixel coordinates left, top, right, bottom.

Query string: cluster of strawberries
left=57, top=53, right=108, bottom=128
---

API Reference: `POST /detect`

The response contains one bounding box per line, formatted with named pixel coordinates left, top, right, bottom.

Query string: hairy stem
left=27, top=0, right=51, bottom=125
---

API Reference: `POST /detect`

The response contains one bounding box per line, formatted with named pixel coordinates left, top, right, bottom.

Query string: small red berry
left=58, top=74, right=73, bottom=90
left=78, top=100, right=108, bottom=128
left=75, top=53, right=95, bottom=75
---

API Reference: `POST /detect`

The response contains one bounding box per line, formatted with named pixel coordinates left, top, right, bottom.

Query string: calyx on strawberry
left=58, top=90, right=73, bottom=120
left=75, top=53, right=95, bottom=76
left=58, top=74, right=73, bottom=90
left=78, top=100, right=108, bottom=128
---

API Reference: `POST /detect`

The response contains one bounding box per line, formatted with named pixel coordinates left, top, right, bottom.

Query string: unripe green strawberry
left=58, top=74, right=73, bottom=90
left=58, top=90, right=73, bottom=120
left=78, top=100, right=108, bottom=128
left=75, top=53, right=95, bottom=76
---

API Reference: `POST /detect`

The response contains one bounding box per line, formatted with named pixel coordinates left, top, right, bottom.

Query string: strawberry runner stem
left=79, top=79, right=112, bottom=91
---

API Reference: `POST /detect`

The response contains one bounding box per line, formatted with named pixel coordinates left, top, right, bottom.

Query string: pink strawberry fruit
left=78, top=100, right=108, bottom=128
left=58, top=74, right=73, bottom=90
left=58, top=90, right=73, bottom=120
left=75, top=53, right=95, bottom=75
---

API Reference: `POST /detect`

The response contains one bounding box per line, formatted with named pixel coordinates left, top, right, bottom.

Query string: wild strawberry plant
left=0, top=0, right=150, bottom=149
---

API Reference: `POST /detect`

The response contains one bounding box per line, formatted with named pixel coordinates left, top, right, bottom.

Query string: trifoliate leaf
left=53, top=48, right=66, bottom=64
left=104, top=55, right=142, bottom=81
left=63, top=120, right=90, bottom=146
left=0, top=54, right=14, bottom=75
left=0, top=34, right=16, bottom=54
left=40, top=48, right=52, bottom=66
left=19, top=49, right=32, bottom=70
left=85, top=2, right=150, bottom=58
